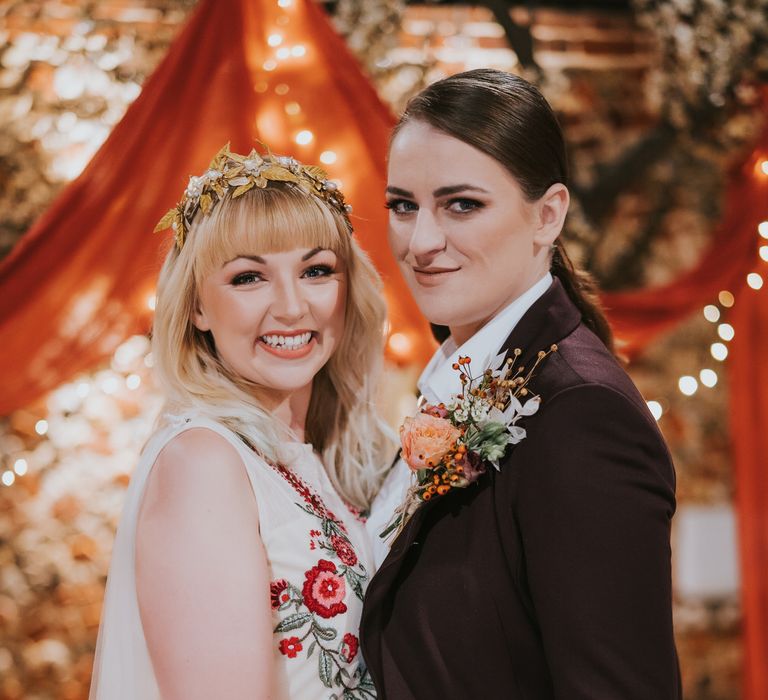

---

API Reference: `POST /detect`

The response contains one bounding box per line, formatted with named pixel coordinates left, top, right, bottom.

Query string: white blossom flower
left=243, top=158, right=262, bottom=174
left=184, top=175, right=203, bottom=198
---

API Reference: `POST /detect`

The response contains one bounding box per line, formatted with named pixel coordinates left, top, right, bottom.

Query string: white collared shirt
left=366, top=273, right=553, bottom=568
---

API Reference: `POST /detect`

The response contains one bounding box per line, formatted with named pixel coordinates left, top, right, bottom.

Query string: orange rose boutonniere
left=381, top=345, right=558, bottom=540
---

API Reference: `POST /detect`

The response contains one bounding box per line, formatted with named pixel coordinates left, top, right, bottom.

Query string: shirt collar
left=417, top=273, right=553, bottom=404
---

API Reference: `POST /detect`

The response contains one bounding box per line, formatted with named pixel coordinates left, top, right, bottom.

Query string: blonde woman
left=89, top=145, right=392, bottom=700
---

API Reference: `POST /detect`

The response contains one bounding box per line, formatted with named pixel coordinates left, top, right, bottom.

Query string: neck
left=260, top=383, right=312, bottom=443
left=448, top=266, right=551, bottom=347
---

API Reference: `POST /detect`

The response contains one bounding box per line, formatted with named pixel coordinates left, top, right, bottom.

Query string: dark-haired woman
left=361, top=69, right=681, bottom=699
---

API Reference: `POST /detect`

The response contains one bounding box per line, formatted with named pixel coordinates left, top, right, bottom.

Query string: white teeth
left=261, top=332, right=313, bottom=349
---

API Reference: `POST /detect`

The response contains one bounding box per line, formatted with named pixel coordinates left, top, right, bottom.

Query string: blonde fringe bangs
left=151, top=183, right=395, bottom=509
left=189, top=184, right=348, bottom=283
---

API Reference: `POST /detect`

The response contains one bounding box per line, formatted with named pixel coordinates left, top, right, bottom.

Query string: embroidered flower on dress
left=279, top=637, right=303, bottom=658
left=330, top=534, right=358, bottom=566
left=270, top=579, right=290, bottom=610
left=341, top=633, right=359, bottom=663
left=303, top=560, right=348, bottom=618
left=268, top=460, right=374, bottom=696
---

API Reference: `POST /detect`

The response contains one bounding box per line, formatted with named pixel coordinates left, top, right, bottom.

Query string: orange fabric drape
left=601, top=133, right=768, bottom=360
left=0, top=0, right=429, bottom=416
left=731, top=290, right=768, bottom=700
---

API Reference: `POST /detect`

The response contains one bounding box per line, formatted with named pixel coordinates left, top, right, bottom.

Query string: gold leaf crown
left=154, top=143, right=353, bottom=249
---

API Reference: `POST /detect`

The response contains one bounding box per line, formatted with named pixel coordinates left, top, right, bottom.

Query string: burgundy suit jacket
left=360, top=279, right=681, bottom=699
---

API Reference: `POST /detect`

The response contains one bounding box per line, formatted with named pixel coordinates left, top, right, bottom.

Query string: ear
left=192, top=300, right=210, bottom=332
left=532, top=183, right=569, bottom=247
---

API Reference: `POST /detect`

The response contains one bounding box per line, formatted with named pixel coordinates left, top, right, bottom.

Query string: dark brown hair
left=395, top=68, right=614, bottom=353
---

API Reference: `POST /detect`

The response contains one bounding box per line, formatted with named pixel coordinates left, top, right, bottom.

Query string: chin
left=412, top=299, right=465, bottom=328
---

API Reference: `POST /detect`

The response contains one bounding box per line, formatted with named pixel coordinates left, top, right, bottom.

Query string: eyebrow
left=386, top=184, right=489, bottom=198
left=225, top=247, right=328, bottom=265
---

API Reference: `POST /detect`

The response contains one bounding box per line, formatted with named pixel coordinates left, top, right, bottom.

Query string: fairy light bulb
left=13, top=459, right=28, bottom=476
left=126, top=374, right=141, bottom=390
left=320, top=151, right=337, bottom=165
left=678, top=376, right=698, bottom=396
left=647, top=401, right=663, bottom=421
left=717, top=323, right=735, bottom=342
left=759, top=221, right=768, bottom=239
left=388, top=332, right=413, bottom=357
left=35, top=420, right=49, bottom=435
left=703, top=305, right=720, bottom=323
left=295, top=130, right=313, bottom=145
left=710, top=342, right=728, bottom=361
left=747, top=272, right=764, bottom=290
left=268, top=34, right=283, bottom=47
left=699, top=369, right=718, bottom=388
left=718, top=290, right=735, bottom=307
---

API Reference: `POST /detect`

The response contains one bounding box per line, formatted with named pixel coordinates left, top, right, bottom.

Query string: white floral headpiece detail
left=154, top=143, right=353, bottom=249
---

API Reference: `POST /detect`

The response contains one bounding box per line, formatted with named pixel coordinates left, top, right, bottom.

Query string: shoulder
left=532, top=322, right=653, bottom=422
left=141, top=427, right=257, bottom=520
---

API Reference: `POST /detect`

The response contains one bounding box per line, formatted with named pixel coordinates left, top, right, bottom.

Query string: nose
left=270, top=275, right=309, bottom=323
left=405, top=210, right=446, bottom=265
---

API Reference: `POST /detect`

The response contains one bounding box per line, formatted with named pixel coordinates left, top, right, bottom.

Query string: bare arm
left=136, top=428, right=275, bottom=700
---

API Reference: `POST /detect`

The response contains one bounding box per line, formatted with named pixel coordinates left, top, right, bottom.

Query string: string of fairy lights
left=645, top=158, right=768, bottom=422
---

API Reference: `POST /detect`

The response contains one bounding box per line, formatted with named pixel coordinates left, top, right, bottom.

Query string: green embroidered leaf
left=319, top=649, right=334, bottom=687
left=348, top=573, right=364, bottom=601
left=307, top=641, right=316, bottom=658
left=313, top=622, right=338, bottom=641
left=274, top=612, right=311, bottom=633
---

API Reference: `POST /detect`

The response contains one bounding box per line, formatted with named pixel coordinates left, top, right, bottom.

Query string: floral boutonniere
left=381, top=344, right=558, bottom=540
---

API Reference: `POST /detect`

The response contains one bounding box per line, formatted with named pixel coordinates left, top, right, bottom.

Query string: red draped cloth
left=0, top=0, right=429, bottom=418
left=0, top=0, right=766, bottom=693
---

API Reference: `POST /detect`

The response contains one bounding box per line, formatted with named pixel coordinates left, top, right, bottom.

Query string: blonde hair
left=151, top=183, right=395, bottom=509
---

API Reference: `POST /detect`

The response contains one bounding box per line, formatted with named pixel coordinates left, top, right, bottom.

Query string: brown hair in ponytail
left=394, top=68, right=615, bottom=353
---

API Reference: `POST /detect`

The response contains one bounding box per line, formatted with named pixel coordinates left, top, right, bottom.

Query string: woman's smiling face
left=386, top=121, right=565, bottom=344
left=193, top=246, right=346, bottom=397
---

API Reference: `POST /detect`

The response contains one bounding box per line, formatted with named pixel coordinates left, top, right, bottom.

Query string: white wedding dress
left=89, top=412, right=376, bottom=699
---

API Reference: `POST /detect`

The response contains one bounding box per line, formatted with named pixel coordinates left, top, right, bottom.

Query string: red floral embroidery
left=270, top=579, right=289, bottom=609
left=341, top=632, right=359, bottom=663
left=331, top=534, right=358, bottom=566
left=279, top=636, right=303, bottom=658
left=342, top=499, right=368, bottom=523
left=303, top=559, right=347, bottom=618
